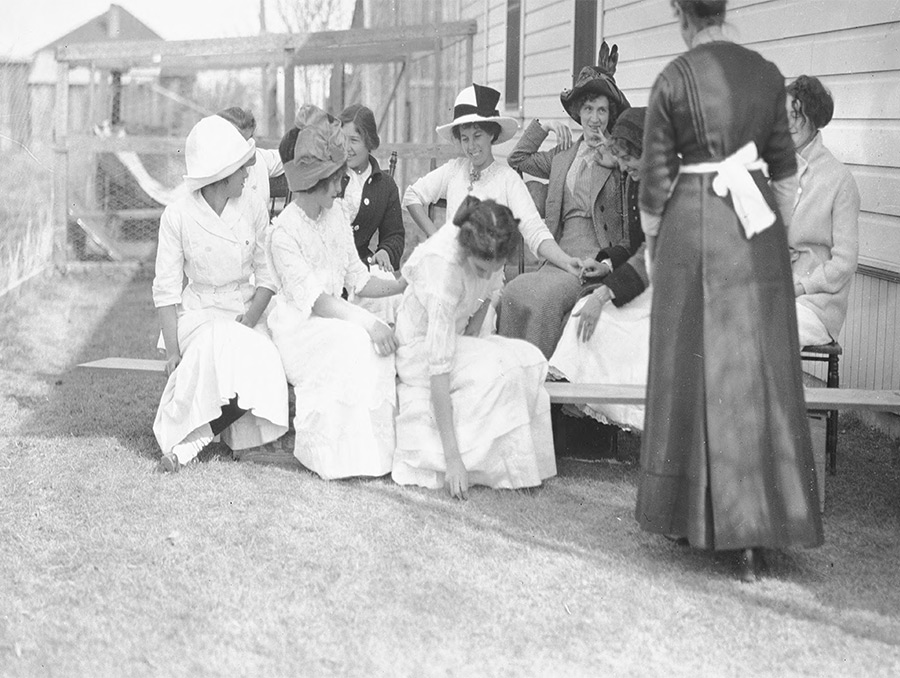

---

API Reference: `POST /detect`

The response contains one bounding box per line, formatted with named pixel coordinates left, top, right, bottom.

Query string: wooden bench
left=542, top=381, right=900, bottom=414
left=76, top=358, right=900, bottom=417
left=800, top=342, right=842, bottom=474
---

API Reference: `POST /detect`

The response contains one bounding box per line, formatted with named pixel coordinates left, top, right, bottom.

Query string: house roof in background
left=37, top=4, right=161, bottom=54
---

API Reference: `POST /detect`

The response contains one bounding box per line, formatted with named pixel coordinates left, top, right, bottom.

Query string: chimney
left=108, top=4, right=121, bottom=38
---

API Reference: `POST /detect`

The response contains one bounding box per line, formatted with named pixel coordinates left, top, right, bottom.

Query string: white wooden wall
left=459, top=0, right=900, bottom=390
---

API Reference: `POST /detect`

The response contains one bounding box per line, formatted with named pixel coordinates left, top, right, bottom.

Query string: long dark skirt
left=635, top=172, right=824, bottom=551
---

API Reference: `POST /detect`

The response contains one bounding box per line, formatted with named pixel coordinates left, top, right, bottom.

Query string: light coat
left=790, top=132, right=860, bottom=340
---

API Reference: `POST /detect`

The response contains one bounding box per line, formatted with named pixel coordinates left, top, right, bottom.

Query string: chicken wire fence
left=1, top=58, right=53, bottom=297
left=56, top=56, right=459, bottom=266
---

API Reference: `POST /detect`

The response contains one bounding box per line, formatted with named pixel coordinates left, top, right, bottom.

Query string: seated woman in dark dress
left=339, top=104, right=405, bottom=323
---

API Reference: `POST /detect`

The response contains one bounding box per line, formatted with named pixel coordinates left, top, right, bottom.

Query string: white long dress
left=549, top=288, right=652, bottom=431
left=267, top=201, right=396, bottom=479
left=152, top=190, right=289, bottom=455
left=392, top=224, right=556, bottom=490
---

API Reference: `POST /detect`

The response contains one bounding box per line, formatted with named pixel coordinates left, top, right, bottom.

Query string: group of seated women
left=151, top=60, right=858, bottom=501
left=151, top=97, right=557, bottom=498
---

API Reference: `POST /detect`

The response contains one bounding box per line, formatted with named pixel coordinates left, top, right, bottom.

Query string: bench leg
left=826, top=354, right=839, bottom=475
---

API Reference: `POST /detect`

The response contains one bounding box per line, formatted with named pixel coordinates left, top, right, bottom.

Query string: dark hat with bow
left=560, top=41, right=630, bottom=124
left=436, top=83, right=519, bottom=144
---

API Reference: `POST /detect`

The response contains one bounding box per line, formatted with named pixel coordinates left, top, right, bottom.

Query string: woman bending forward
left=393, top=197, right=557, bottom=498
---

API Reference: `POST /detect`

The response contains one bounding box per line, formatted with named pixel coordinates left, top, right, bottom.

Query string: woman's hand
left=370, top=250, right=394, bottom=273
left=165, top=352, right=182, bottom=377
left=581, top=258, right=612, bottom=279
left=541, top=120, right=573, bottom=150
left=572, top=287, right=611, bottom=342
left=562, top=256, right=584, bottom=278
left=367, top=319, right=399, bottom=356
left=235, top=313, right=257, bottom=328
left=445, top=455, right=469, bottom=500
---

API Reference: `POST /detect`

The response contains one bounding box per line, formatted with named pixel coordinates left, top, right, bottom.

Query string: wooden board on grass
left=77, top=357, right=166, bottom=374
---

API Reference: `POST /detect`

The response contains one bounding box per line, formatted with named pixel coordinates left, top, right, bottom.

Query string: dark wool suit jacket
left=344, top=155, right=405, bottom=271
left=591, top=176, right=647, bottom=307
left=507, top=119, right=625, bottom=253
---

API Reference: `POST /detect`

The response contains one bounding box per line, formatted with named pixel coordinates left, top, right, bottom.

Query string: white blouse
left=402, top=157, right=553, bottom=258
left=152, top=190, right=275, bottom=315
left=268, top=201, right=372, bottom=320
left=245, top=147, right=284, bottom=207
left=396, top=224, right=503, bottom=375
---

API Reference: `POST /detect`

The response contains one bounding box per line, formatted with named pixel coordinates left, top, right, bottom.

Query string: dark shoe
left=737, top=548, right=761, bottom=583
left=157, top=452, right=181, bottom=473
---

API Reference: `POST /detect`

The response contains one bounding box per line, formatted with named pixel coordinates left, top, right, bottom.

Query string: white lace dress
left=267, top=202, right=396, bottom=479
left=392, top=224, right=556, bottom=490
left=549, top=289, right=652, bottom=432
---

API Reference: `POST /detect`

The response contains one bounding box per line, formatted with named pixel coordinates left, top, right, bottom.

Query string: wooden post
left=465, top=32, right=474, bottom=86
left=432, top=38, right=442, bottom=142
left=53, top=60, right=70, bottom=267
left=87, top=62, right=96, bottom=127
left=283, top=49, right=295, bottom=124
left=329, top=61, right=344, bottom=115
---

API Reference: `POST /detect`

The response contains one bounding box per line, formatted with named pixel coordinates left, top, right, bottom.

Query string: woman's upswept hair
left=786, top=75, right=835, bottom=131
left=217, top=106, right=256, bottom=134
left=453, top=196, right=520, bottom=262
left=673, top=0, right=727, bottom=26
left=278, top=122, right=347, bottom=194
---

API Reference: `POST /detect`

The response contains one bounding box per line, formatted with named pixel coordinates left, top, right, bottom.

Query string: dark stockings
left=209, top=396, right=247, bottom=436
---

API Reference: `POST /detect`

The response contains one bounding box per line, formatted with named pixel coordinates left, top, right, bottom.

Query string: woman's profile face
left=785, top=95, right=808, bottom=149
left=342, top=121, right=370, bottom=172
left=223, top=155, right=256, bottom=199
left=316, top=171, right=345, bottom=210
left=615, top=151, right=642, bottom=181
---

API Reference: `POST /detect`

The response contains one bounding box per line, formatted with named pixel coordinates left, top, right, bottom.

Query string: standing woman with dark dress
left=635, top=0, right=823, bottom=581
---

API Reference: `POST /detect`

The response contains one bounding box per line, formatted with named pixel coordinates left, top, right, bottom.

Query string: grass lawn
left=1, top=270, right=899, bottom=677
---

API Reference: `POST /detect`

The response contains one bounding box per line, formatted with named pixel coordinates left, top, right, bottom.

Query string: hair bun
left=453, top=195, right=483, bottom=226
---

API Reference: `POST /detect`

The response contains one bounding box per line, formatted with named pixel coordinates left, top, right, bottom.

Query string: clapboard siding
left=457, top=0, right=900, bottom=389
left=835, top=273, right=900, bottom=390
left=851, top=165, right=900, bottom=218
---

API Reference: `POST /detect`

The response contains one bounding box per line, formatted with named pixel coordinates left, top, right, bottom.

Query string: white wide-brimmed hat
left=435, top=84, right=519, bottom=144
left=183, top=115, right=256, bottom=191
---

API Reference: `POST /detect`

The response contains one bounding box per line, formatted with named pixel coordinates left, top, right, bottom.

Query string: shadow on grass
left=6, top=269, right=900, bottom=654
left=9, top=268, right=169, bottom=465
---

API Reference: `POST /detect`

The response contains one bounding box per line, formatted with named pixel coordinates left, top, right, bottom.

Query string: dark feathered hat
left=560, top=41, right=630, bottom=124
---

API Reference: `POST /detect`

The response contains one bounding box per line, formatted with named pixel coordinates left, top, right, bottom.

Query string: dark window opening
left=505, top=0, right=521, bottom=108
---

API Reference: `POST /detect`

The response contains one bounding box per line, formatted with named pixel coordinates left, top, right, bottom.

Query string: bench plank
left=74, top=359, right=900, bottom=414
left=77, top=357, right=166, bottom=374
left=543, top=382, right=900, bottom=413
